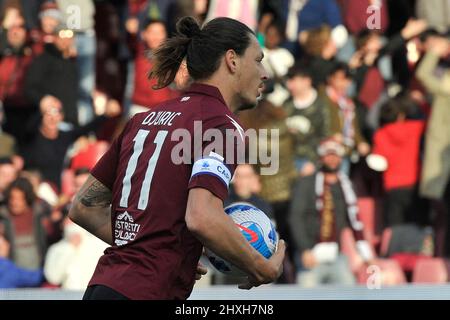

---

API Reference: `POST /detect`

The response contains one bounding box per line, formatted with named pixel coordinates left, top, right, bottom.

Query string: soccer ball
left=205, top=202, right=278, bottom=277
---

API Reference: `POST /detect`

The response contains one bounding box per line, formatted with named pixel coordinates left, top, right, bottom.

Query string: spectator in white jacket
left=43, top=168, right=108, bottom=290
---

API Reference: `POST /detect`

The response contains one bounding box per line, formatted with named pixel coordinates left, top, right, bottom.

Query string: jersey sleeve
left=187, top=117, right=244, bottom=202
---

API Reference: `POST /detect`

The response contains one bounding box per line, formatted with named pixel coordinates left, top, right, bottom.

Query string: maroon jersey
left=89, top=84, right=244, bottom=299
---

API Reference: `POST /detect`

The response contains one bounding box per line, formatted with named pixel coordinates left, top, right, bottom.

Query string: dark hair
left=327, top=62, right=352, bottom=80
left=379, top=98, right=401, bottom=126
left=150, top=16, right=255, bottom=89
left=5, top=177, right=36, bottom=208
left=419, top=28, right=441, bottom=43
left=379, top=93, right=418, bottom=126
left=265, top=20, right=285, bottom=40
left=287, top=62, right=313, bottom=80
left=355, top=29, right=380, bottom=50
left=142, top=18, right=166, bottom=31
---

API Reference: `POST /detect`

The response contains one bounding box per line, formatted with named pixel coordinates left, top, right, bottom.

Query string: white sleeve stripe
left=190, top=157, right=232, bottom=187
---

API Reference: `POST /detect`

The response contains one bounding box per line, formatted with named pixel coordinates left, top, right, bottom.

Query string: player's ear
left=225, top=49, right=238, bottom=73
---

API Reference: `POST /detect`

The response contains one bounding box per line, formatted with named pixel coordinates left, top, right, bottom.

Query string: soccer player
left=69, top=16, right=286, bottom=300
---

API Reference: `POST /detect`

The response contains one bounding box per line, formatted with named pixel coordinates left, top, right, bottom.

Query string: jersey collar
left=185, top=83, right=227, bottom=107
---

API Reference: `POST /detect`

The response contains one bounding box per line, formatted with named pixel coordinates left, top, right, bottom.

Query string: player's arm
left=185, top=187, right=285, bottom=289
left=69, top=174, right=113, bottom=245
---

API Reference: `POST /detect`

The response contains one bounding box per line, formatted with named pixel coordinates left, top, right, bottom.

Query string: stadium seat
left=412, top=258, right=448, bottom=284
left=341, top=228, right=407, bottom=285
left=356, top=258, right=407, bottom=286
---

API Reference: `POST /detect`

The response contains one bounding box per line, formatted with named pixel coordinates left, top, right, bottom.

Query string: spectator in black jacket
left=24, top=23, right=79, bottom=126
left=20, top=92, right=120, bottom=191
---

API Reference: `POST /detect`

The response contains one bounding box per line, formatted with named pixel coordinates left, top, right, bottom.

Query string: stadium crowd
left=0, top=0, right=449, bottom=290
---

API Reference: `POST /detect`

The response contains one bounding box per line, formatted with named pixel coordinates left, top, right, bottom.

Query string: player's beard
left=237, top=101, right=257, bottom=111
left=236, top=94, right=263, bottom=112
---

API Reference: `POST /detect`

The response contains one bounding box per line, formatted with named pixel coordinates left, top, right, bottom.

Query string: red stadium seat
left=356, top=258, right=407, bottom=285
left=412, top=258, right=448, bottom=284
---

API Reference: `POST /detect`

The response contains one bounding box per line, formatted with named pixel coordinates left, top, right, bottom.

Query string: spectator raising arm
left=416, top=37, right=450, bottom=96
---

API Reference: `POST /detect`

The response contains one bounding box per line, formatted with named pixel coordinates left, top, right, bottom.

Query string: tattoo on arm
left=77, top=176, right=112, bottom=208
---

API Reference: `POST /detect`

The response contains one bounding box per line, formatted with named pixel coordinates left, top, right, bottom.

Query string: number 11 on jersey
left=119, top=129, right=168, bottom=210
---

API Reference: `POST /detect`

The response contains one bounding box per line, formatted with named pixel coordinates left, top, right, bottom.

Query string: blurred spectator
left=206, top=0, right=259, bottom=31
left=0, top=0, right=45, bottom=31
left=20, top=169, right=59, bottom=209
left=351, top=19, right=428, bottom=131
left=282, top=0, right=347, bottom=57
left=239, top=98, right=297, bottom=282
left=129, top=19, right=178, bottom=117
left=372, top=95, right=426, bottom=227
left=224, top=164, right=273, bottom=219
left=167, top=0, right=209, bottom=36
left=127, top=0, right=175, bottom=32
left=261, top=20, right=295, bottom=107
left=0, top=234, right=44, bottom=288
left=25, top=24, right=79, bottom=126
left=284, top=63, right=331, bottom=175
left=321, top=63, right=370, bottom=174
left=416, top=35, right=450, bottom=257
left=0, top=103, right=17, bottom=158
left=216, top=164, right=275, bottom=285
left=57, top=0, right=97, bottom=126
left=20, top=92, right=120, bottom=191
left=0, top=18, right=35, bottom=145
left=0, top=0, right=24, bottom=47
left=386, top=0, right=417, bottom=88
left=288, top=138, right=373, bottom=287
left=302, top=25, right=339, bottom=86
left=30, top=1, right=62, bottom=55
left=0, top=157, right=18, bottom=206
left=44, top=167, right=108, bottom=290
left=415, top=0, right=450, bottom=34
left=416, top=36, right=450, bottom=202
left=0, top=177, right=51, bottom=269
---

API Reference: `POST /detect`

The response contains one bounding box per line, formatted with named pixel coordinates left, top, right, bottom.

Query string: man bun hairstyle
left=150, top=16, right=255, bottom=89
left=177, top=15, right=201, bottom=39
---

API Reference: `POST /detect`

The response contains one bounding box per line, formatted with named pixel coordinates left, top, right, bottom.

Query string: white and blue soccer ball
left=205, top=202, right=278, bottom=277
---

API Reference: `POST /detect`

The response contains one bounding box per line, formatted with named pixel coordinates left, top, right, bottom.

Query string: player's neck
left=198, top=78, right=238, bottom=113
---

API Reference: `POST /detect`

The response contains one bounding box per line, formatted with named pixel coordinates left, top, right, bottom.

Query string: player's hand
left=238, top=239, right=286, bottom=290
left=195, top=261, right=208, bottom=281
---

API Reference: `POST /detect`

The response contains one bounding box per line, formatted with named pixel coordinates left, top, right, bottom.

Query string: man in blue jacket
left=0, top=235, right=43, bottom=289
